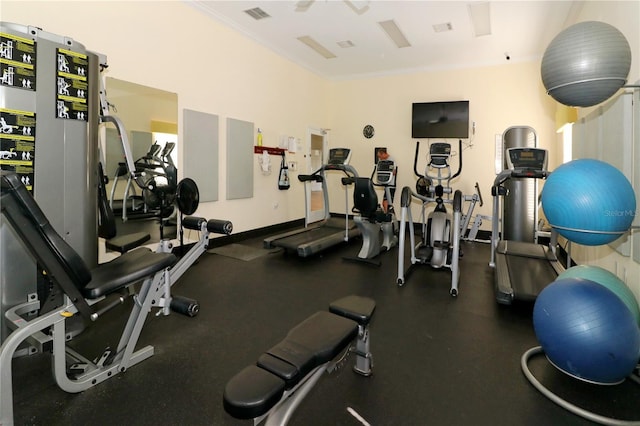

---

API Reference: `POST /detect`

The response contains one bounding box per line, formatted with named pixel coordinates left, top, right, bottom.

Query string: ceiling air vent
left=337, top=40, right=355, bottom=48
left=244, top=7, right=271, bottom=20
left=433, top=22, right=453, bottom=33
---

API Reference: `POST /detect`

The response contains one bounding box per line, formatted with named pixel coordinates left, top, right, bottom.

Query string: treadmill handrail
left=323, top=163, right=359, bottom=177
left=490, top=168, right=550, bottom=267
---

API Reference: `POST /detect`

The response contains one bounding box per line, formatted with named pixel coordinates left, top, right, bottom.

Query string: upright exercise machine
left=1, top=22, right=100, bottom=347
left=489, top=147, right=564, bottom=304
left=263, top=148, right=360, bottom=257
left=372, top=156, right=398, bottom=251
left=343, top=155, right=398, bottom=265
left=397, top=141, right=464, bottom=296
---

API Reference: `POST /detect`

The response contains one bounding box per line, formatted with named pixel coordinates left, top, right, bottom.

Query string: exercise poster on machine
left=0, top=107, right=36, bottom=192
left=0, top=31, right=37, bottom=90
left=55, top=48, right=88, bottom=121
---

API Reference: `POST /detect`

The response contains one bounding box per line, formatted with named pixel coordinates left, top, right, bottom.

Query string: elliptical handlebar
left=413, top=141, right=424, bottom=179
left=448, top=139, right=463, bottom=182
left=474, top=182, right=484, bottom=207
left=453, top=190, right=462, bottom=212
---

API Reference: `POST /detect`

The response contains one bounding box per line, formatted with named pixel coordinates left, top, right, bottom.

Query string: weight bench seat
left=330, top=294, right=376, bottom=325
left=259, top=311, right=359, bottom=387
left=223, top=295, right=375, bottom=421
left=104, top=231, right=151, bottom=254
left=84, top=247, right=176, bottom=299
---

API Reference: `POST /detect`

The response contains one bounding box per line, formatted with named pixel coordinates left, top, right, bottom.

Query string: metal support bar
left=353, top=324, right=373, bottom=376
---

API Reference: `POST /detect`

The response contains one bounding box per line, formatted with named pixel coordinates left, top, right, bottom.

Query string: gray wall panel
left=183, top=109, right=219, bottom=202
left=226, top=117, right=253, bottom=200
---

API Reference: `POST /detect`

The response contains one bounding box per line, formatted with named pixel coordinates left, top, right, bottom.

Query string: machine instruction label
left=0, top=32, right=36, bottom=90
left=0, top=107, right=36, bottom=192
left=56, top=48, right=88, bottom=121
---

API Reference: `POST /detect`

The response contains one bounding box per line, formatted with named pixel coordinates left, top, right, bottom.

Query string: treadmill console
left=506, top=148, right=548, bottom=178
left=327, top=148, right=352, bottom=166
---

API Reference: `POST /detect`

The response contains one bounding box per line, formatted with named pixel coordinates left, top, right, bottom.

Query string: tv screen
left=411, top=101, right=469, bottom=139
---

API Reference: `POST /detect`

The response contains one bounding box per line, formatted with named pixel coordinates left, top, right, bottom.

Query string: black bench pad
left=223, top=296, right=375, bottom=420
left=223, top=365, right=285, bottom=420
left=259, top=311, right=358, bottom=388
left=330, top=295, right=376, bottom=325
left=83, top=248, right=176, bottom=299
left=105, top=231, right=151, bottom=254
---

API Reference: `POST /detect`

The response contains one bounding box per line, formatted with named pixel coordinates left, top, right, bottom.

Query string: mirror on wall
left=102, top=78, right=178, bottom=241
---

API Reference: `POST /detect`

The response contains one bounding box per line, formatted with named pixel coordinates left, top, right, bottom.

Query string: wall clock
left=363, top=124, right=375, bottom=139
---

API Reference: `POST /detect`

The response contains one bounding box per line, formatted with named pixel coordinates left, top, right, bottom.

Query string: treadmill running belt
left=277, top=226, right=343, bottom=247
left=505, top=255, right=558, bottom=301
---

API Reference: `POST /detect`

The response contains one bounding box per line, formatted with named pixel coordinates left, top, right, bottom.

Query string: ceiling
left=187, top=0, right=582, bottom=80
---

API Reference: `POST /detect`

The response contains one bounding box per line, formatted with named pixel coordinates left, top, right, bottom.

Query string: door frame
left=304, top=127, right=328, bottom=225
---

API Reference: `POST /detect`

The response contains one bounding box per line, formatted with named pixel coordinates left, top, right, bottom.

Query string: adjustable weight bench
left=0, top=171, right=182, bottom=425
left=223, top=295, right=375, bottom=425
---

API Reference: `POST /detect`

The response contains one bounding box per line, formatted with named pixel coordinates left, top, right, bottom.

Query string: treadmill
left=489, top=148, right=565, bottom=304
left=264, top=148, right=361, bottom=257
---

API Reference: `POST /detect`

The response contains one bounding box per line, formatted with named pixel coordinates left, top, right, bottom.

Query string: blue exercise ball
left=533, top=278, right=640, bottom=384
left=541, top=21, right=631, bottom=107
left=557, top=265, right=640, bottom=326
left=541, top=159, right=636, bottom=246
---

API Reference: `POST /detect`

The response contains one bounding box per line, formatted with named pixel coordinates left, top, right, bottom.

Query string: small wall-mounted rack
left=254, top=146, right=286, bottom=155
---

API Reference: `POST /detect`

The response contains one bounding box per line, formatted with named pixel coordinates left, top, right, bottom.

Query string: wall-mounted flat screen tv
left=411, top=100, right=470, bottom=139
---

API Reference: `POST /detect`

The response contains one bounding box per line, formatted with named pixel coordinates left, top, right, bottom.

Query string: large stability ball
left=541, top=21, right=631, bottom=107
left=533, top=278, right=640, bottom=384
left=541, top=159, right=636, bottom=246
left=558, top=265, right=640, bottom=326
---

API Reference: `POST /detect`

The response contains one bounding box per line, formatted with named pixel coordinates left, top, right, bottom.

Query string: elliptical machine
left=397, top=140, right=464, bottom=296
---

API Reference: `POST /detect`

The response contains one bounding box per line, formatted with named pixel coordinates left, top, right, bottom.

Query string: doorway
left=305, top=128, right=327, bottom=225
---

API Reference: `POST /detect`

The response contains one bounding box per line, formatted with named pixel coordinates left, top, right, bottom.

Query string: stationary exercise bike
left=344, top=156, right=398, bottom=265
left=397, top=141, right=464, bottom=296
left=373, top=156, right=399, bottom=251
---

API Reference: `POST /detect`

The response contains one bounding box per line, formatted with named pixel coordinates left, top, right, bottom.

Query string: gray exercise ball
left=541, top=21, right=631, bottom=107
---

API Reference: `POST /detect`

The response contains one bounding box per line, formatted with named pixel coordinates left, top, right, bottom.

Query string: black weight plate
left=176, top=178, right=199, bottom=215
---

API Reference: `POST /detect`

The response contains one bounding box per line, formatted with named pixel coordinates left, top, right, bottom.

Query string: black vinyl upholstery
left=258, top=312, right=358, bottom=388
left=353, top=177, right=379, bottom=219
left=329, top=295, right=376, bottom=325
left=0, top=171, right=176, bottom=319
left=1, top=171, right=93, bottom=288
left=98, top=161, right=151, bottom=253
left=223, top=296, right=375, bottom=420
left=223, top=365, right=286, bottom=420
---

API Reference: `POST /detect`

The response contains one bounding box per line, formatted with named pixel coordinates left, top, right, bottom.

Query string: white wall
left=327, top=62, right=557, bottom=221
left=3, top=1, right=638, bottom=301
left=2, top=1, right=330, bottom=234
left=562, top=1, right=640, bottom=298
left=0, top=1, right=557, bottom=234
